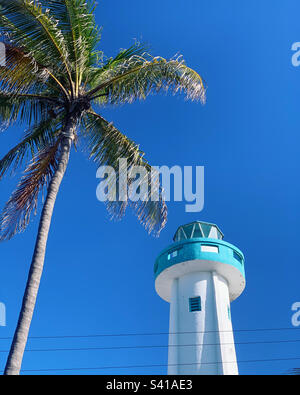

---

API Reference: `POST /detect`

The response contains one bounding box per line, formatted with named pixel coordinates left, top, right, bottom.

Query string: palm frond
left=0, top=90, right=61, bottom=128
left=86, top=42, right=148, bottom=91
left=0, top=0, right=73, bottom=92
left=0, top=43, right=49, bottom=95
left=0, top=15, right=68, bottom=96
left=0, top=138, right=61, bottom=241
left=81, top=111, right=167, bottom=236
left=0, top=115, right=62, bottom=180
left=87, top=54, right=207, bottom=105
left=40, top=0, right=101, bottom=93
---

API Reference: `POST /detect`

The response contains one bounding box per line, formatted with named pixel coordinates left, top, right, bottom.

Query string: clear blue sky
left=0, top=0, right=300, bottom=375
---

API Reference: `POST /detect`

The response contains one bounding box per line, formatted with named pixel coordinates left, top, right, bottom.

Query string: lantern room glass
left=173, top=221, right=223, bottom=242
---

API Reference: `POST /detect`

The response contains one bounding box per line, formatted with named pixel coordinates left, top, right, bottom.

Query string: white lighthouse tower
left=154, top=221, right=246, bottom=375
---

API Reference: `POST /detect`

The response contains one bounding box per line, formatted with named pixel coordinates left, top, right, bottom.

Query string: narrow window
left=201, top=244, right=219, bottom=253
left=233, top=251, right=243, bottom=265
left=168, top=249, right=179, bottom=260
left=189, top=296, right=201, bottom=312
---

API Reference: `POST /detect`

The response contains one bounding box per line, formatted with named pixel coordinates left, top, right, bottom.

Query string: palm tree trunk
left=4, top=121, right=75, bottom=375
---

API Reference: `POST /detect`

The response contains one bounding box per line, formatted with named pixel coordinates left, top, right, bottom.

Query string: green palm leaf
left=0, top=115, right=62, bottom=180
left=40, top=0, right=101, bottom=93
left=86, top=42, right=148, bottom=91
left=0, top=138, right=61, bottom=241
left=87, top=54, right=207, bottom=104
left=0, top=44, right=47, bottom=95
left=0, top=0, right=73, bottom=94
left=81, top=111, right=167, bottom=236
left=0, top=90, right=61, bottom=128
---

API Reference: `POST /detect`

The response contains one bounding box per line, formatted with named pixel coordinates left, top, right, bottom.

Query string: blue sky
left=0, top=0, right=300, bottom=375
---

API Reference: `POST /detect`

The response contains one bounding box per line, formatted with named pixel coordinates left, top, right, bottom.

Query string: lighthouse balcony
left=154, top=237, right=245, bottom=303
left=155, top=238, right=244, bottom=276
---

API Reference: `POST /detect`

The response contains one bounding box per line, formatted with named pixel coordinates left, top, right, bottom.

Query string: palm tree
left=0, top=0, right=206, bottom=375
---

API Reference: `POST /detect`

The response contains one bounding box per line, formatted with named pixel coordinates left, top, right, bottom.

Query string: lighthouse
left=154, top=221, right=245, bottom=375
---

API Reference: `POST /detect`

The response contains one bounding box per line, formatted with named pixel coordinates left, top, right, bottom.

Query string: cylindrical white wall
left=167, top=271, right=238, bottom=375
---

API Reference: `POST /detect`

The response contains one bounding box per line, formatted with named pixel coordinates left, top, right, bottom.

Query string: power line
left=10, top=356, right=300, bottom=373
left=1, top=338, right=300, bottom=353
left=0, top=326, right=299, bottom=340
